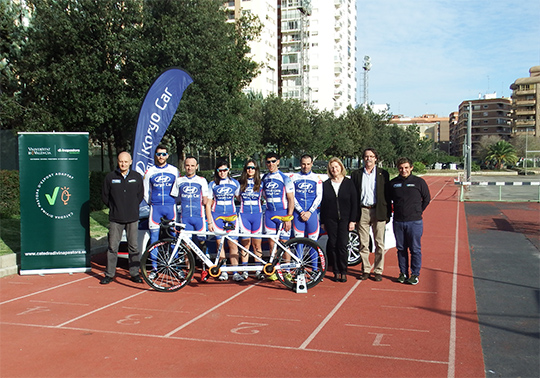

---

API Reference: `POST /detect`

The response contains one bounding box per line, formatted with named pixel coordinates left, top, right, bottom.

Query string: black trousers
left=324, top=218, right=349, bottom=275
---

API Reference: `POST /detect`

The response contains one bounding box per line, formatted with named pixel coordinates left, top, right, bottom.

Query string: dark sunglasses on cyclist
left=266, top=159, right=277, bottom=164
left=246, top=166, right=256, bottom=170
left=155, top=152, right=168, bottom=157
left=217, top=168, right=229, bottom=172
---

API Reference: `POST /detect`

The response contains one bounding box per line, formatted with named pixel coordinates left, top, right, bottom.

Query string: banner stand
left=18, top=132, right=91, bottom=275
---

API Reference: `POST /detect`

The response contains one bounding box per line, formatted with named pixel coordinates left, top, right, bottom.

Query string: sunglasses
left=246, top=166, right=256, bottom=170
left=155, top=152, right=168, bottom=157
left=266, top=159, right=277, bottom=164
left=217, top=168, right=229, bottom=172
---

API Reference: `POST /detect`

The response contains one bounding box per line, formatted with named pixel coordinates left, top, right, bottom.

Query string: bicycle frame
left=166, top=222, right=302, bottom=277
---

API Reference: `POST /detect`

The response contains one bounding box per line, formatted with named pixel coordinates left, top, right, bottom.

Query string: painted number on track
left=231, top=322, right=268, bottom=335
left=17, top=306, right=50, bottom=316
left=117, top=314, right=153, bottom=325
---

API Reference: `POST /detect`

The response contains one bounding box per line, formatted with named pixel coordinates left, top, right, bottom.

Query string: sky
left=355, top=0, right=540, bottom=117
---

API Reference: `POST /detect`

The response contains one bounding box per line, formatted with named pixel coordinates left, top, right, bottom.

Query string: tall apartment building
left=509, top=66, right=540, bottom=137
left=225, top=0, right=357, bottom=115
left=453, top=96, right=512, bottom=159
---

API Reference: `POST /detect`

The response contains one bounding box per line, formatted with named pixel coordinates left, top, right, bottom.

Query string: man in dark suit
left=351, top=148, right=391, bottom=281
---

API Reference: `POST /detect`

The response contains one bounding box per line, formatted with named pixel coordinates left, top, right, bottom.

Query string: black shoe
left=334, top=273, right=341, bottom=282
left=130, top=275, right=142, bottom=283
left=374, top=274, right=382, bottom=282
left=359, top=272, right=370, bottom=280
left=100, top=276, right=113, bottom=285
left=340, top=275, right=348, bottom=283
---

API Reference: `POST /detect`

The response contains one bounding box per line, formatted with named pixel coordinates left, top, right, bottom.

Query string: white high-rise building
left=225, top=0, right=357, bottom=115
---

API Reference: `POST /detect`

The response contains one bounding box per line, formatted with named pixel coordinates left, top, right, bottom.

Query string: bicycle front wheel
left=141, top=239, right=195, bottom=292
left=275, top=238, right=327, bottom=290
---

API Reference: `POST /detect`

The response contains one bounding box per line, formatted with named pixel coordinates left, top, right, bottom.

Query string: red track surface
left=0, top=177, right=485, bottom=377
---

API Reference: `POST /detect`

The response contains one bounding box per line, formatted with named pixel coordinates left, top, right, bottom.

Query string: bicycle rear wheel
left=275, top=238, right=327, bottom=290
left=347, top=230, right=362, bottom=266
left=141, top=239, right=195, bottom=292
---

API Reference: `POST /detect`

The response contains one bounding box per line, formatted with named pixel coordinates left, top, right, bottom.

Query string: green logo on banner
left=35, top=173, right=74, bottom=219
left=45, top=187, right=60, bottom=205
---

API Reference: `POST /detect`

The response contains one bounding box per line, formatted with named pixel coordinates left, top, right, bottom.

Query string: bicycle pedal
left=201, top=270, right=209, bottom=282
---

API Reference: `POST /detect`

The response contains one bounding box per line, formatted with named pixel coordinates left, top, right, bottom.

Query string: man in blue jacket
left=100, top=152, right=144, bottom=284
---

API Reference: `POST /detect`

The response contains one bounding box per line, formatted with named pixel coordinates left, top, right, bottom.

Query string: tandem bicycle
left=140, top=215, right=327, bottom=292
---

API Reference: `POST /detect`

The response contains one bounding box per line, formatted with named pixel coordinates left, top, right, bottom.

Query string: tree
left=257, top=94, right=312, bottom=157
left=4, top=0, right=260, bottom=169
left=484, top=140, right=518, bottom=169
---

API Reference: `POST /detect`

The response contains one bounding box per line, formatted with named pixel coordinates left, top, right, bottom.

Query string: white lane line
left=55, top=291, right=147, bottom=327
left=0, top=275, right=96, bottom=305
left=164, top=285, right=256, bottom=337
left=447, top=198, right=460, bottom=378
left=122, top=306, right=190, bottom=314
left=0, top=321, right=448, bottom=365
left=227, top=314, right=301, bottom=322
left=371, top=288, right=437, bottom=294
left=30, top=300, right=90, bottom=306
left=345, top=323, right=430, bottom=333
left=299, top=280, right=362, bottom=350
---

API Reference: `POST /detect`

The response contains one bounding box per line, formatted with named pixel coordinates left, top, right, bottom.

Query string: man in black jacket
left=351, top=148, right=391, bottom=281
left=389, top=157, right=430, bottom=285
left=100, top=152, right=144, bottom=284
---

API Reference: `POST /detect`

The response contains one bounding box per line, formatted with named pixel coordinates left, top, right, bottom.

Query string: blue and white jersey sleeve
left=143, top=164, right=179, bottom=206
left=262, top=171, right=294, bottom=212
left=171, top=175, right=208, bottom=218
left=208, top=177, right=240, bottom=215
left=239, top=178, right=263, bottom=214
left=292, top=172, right=323, bottom=213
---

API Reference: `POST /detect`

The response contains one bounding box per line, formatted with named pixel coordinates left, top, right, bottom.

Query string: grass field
left=0, top=209, right=109, bottom=256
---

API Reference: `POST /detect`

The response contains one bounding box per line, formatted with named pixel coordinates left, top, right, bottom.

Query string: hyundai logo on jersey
left=183, top=186, right=198, bottom=194
left=216, top=187, right=233, bottom=195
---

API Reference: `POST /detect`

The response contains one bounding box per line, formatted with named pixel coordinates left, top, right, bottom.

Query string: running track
left=1, top=177, right=488, bottom=377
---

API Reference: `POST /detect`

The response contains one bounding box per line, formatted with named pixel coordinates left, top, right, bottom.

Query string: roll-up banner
left=132, top=67, right=193, bottom=176
left=18, top=132, right=91, bottom=275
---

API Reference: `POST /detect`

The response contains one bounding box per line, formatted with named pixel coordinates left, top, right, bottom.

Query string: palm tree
left=485, top=141, right=518, bottom=169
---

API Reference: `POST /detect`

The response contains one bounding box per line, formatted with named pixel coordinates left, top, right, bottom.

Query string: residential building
left=225, top=0, right=357, bottom=115
left=389, top=114, right=450, bottom=146
left=509, top=65, right=540, bottom=137
left=453, top=96, right=512, bottom=159
left=225, top=1, right=279, bottom=97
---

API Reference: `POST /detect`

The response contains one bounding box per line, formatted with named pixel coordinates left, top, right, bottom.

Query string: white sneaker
left=218, top=272, right=229, bottom=281
left=232, top=272, right=245, bottom=281
left=241, top=271, right=249, bottom=280
left=148, top=271, right=157, bottom=280
left=255, top=271, right=265, bottom=280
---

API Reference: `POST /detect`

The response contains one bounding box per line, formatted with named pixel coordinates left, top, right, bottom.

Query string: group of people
left=100, top=146, right=430, bottom=287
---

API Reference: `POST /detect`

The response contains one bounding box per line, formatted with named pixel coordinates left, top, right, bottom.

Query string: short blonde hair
left=327, top=157, right=347, bottom=178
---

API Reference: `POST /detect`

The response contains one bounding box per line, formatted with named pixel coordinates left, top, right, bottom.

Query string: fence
left=455, top=178, right=540, bottom=202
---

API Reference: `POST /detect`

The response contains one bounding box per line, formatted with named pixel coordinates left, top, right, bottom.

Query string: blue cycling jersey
left=261, top=170, right=294, bottom=212
left=291, top=171, right=323, bottom=214
left=171, top=175, right=208, bottom=218
left=239, top=178, right=262, bottom=214
left=143, top=164, right=179, bottom=206
left=208, top=177, right=240, bottom=215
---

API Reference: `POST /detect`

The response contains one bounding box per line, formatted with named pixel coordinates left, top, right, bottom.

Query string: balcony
left=513, top=99, right=536, bottom=106
left=335, top=0, right=343, bottom=7
left=512, top=89, right=536, bottom=96
left=515, top=119, right=536, bottom=126
left=515, top=108, right=536, bottom=116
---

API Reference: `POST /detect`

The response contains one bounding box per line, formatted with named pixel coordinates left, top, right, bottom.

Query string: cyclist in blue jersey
left=143, top=145, right=179, bottom=246
left=206, top=160, right=241, bottom=281
left=238, top=159, right=264, bottom=280
left=291, top=154, right=323, bottom=241
left=170, top=156, right=208, bottom=246
left=261, top=152, right=294, bottom=256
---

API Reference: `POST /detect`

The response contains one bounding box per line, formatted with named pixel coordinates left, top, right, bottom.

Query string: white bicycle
left=140, top=215, right=327, bottom=292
